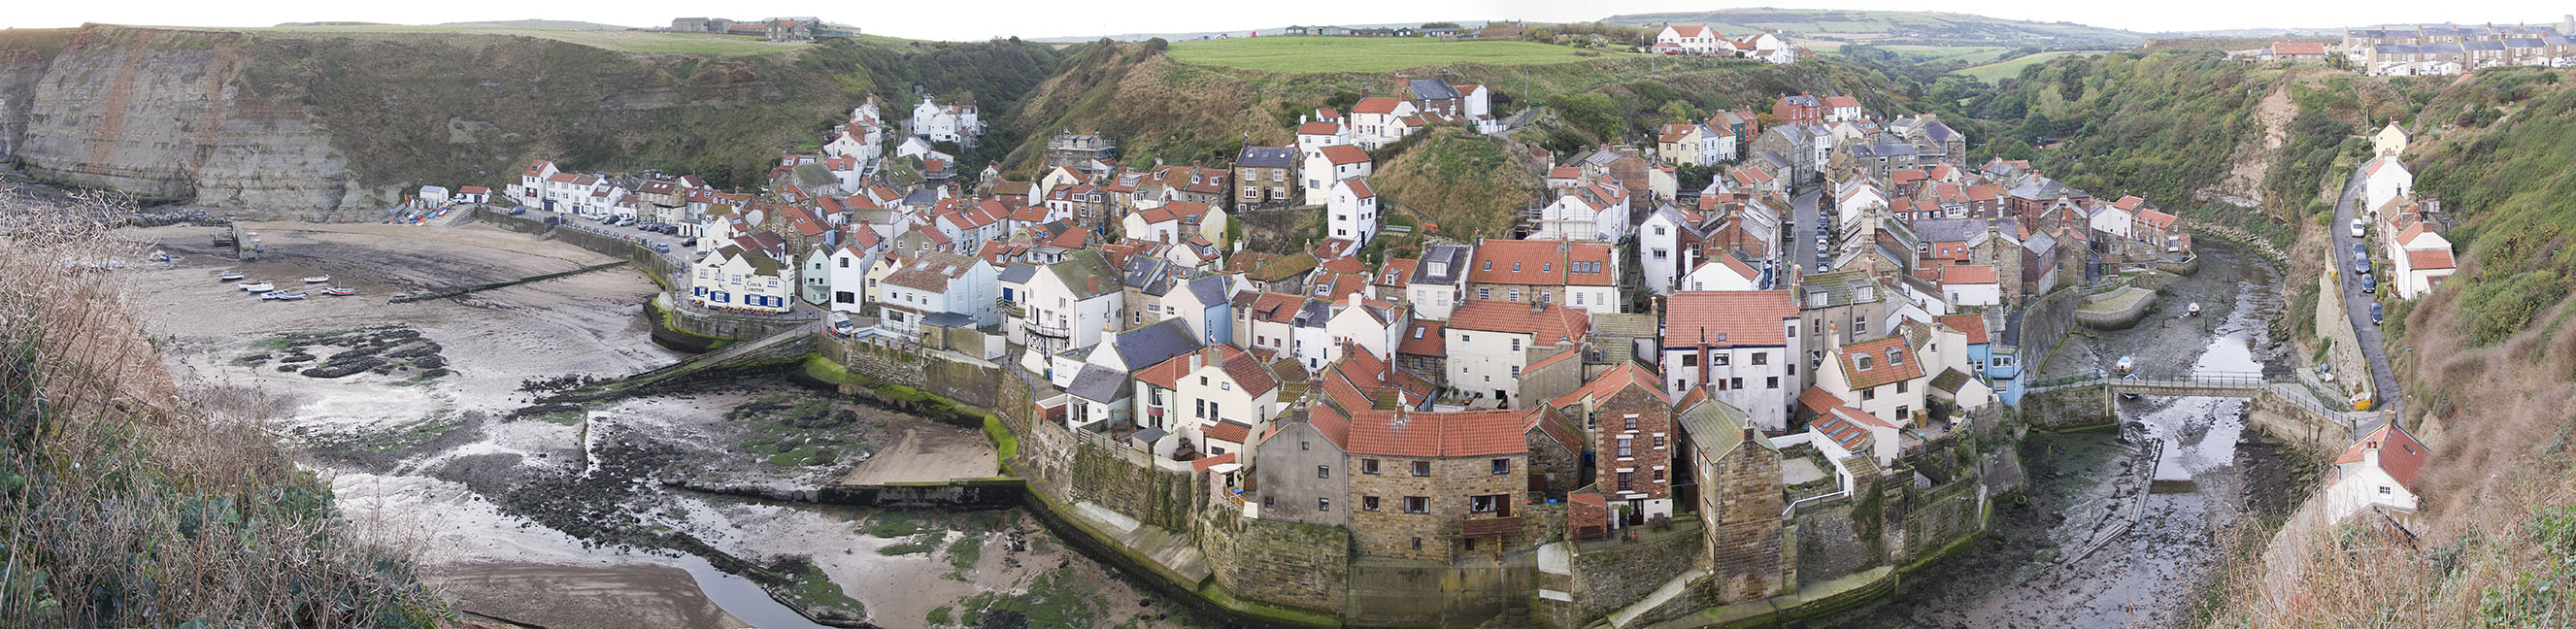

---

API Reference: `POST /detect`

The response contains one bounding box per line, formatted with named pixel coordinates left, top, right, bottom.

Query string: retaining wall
left=1562, top=520, right=1708, bottom=621
left=2015, top=287, right=2080, bottom=363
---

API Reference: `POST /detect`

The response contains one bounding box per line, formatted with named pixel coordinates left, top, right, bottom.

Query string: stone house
left=1233, top=146, right=1298, bottom=210
left=1341, top=407, right=1559, bottom=562
left=1255, top=414, right=1351, bottom=526
left=1464, top=238, right=1622, bottom=315
left=1675, top=388, right=1787, bottom=604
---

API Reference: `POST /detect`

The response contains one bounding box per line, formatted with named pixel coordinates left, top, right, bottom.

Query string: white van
left=2350, top=219, right=2365, bottom=239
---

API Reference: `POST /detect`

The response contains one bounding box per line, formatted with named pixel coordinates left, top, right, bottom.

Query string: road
left=1792, top=188, right=1825, bottom=273
left=503, top=203, right=694, bottom=267
left=2329, top=162, right=2403, bottom=425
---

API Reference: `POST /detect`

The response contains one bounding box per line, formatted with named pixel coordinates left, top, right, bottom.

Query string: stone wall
left=2311, top=272, right=2371, bottom=397
left=1890, top=480, right=1983, bottom=565
left=1792, top=495, right=1874, bottom=583
left=1706, top=439, right=1788, bottom=604
left=1563, top=520, right=1706, bottom=620
left=2019, top=386, right=2115, bottom=428
left=1345, top=558, right=1535, bottom=625
left=2015, top=286, right=2080, bottom=363
left=1343, top=455, right=1526, bottom=563
left=1197, top=510, right=1353, bottom=615
left=1071, top=441, right=1201, bottom=531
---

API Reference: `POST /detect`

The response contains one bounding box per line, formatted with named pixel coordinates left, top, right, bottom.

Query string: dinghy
left=217, top=271, right=246, bottom=281
left=238, top=281, right=275, bottom=292
left=302, top=276, right=330, bottom=283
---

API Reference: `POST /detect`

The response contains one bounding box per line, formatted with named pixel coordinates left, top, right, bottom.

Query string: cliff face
left=0, top=26, right=886, bottom=220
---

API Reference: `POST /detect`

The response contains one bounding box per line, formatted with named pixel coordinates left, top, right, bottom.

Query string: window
left=1863, top=387, right=1878, bottom=401
left=1653, top=469, right=1665, bottom=482
left=1195, top=399, right=1207, bottom=418
left=1767, top=376, right=1781, bottom=389
left=1618, top=436, right=1634, bottom=457
left=1364, top=496, right=1381, bottom=511
left=2379, top=486, right=2392, bottom=495
left=1413, top=537, right=1423, bottom=549
left=1681, top=354, right=1698, bottom=367
left=1469, top=494, right=1505, bottom=513
left=1714, top=354, right=1730, bottom=367
left=1404, top=497, right=1430, bottom=513
left=1888, top=349, right=1904, bottom=365
left=1654, top=434, right=1667, bottom=448
left=1513, top=262, right=1522, bottom=272
left=1319, top=498, right=1331, bottom=512
left=1896, top=381, right=1909, bottom=393
left=1623, top=414, right=1637, bottom=431
left=1752, top=352, right=1767, bottom=365
left=1491, top=459, right=1510, bottom=475
left=1617, top=471, right=1634, bottom=492
left=1362, top=458, right=1380, bottom=475
left=1857, top=355, right=1873, bottom=370
left=1508, top=288, right=1521, bottom=302
left=1301, top=441, right=1310, bottom=450
left=1412, top=461, right=1431, bottom=477
left=1478, top=287, right=1491, bottom=300
left=1511, top=339, right=1522, bottom=351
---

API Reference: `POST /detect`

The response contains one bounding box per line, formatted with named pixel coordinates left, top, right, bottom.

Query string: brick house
left=1549, top=364, right=1679, bottom=523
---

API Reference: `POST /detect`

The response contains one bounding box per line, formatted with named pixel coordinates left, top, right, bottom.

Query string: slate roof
left=1067, top=364, right=1129, bottom=402
left=1408, top=78, right=1462, bottom=101
left=1114, top=318, right=1202, bottom=371
left=1237, top=147, right=1297, bottom=169
left=1676, top=392, right=1756, bottom=461
left=1412, top=245, right=1470, bottom=285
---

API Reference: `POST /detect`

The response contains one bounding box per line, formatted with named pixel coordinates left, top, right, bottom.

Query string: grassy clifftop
left=1369, top=126, right=1545, bottom=240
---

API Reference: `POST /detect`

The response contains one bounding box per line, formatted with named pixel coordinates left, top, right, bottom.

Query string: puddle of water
left=672, top=555, right=833, bottom=629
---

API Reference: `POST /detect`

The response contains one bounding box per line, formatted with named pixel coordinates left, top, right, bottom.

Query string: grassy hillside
left=1369, top=126, right=1546, bottom=239
left=209, top=23, right=808, bottom=55
left=1165, top=37, right=1627, bottom=74
left=1954, top=50, right=2098, bottom=83
left=2204, top=67, right=2576, bottom=628
left=1599, top=8, right=2143, bottom=49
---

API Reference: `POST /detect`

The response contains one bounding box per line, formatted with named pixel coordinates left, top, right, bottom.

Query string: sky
left=13, top=0, right=2572, bottom=41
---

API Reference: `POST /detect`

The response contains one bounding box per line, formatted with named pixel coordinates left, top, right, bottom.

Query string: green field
left=1956, top=50, right=2094, bottom=83
left=205, top=24, right=813, bottom=55
left=1165, top=37, right=1623, bottom=73
left=1873, top=45, right=2016, bottom=64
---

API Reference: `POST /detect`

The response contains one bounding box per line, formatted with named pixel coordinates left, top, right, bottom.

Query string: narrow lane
left=2329, top=162, right=2402, bottom=428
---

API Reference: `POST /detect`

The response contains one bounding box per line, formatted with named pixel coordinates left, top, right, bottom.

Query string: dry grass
left=2208, top=260, right=2576, bottom=627
left=0, top=184, right=445, bottom=627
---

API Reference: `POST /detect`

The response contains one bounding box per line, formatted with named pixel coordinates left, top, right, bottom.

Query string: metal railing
left=2024, top=369, right=2293, bottom=393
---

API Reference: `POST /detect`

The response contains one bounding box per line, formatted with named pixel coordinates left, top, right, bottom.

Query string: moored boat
left=265, top=291, right=308, bottom=301
left=2113, top=354, right=2136, bottom=375
left=2187, top=302, right=2202, bottom=316
left=238, top=281, right=275, bottom=292
left=217, top=271, right=246, bottom=281
left=302, top=276, right=330, bottom=283
left=322, top=286, right=356, bottom=296
left=2120, top=373, right=2142, bottom=399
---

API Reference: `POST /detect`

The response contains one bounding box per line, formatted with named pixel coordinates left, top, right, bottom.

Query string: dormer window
left=1888, top=350, right=1904, bottom=365
left=1857, top=355, right=1873, bottom=370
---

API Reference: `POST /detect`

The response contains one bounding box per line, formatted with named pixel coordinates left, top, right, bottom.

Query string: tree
left=1656, top=100, right=1699, bottom=125
left=1422, top=22, right=1460, bottom=29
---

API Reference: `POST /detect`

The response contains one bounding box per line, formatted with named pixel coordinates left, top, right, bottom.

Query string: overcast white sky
left=13, top=1, right=2571, bottom=41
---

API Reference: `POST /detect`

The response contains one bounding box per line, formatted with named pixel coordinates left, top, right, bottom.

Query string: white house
left=1303, top=146, right=1374, bottom=206
left=1444, top=300, right=1590, bottom=408
left=1326, top=179, right=1381, bottom=246
left=2091, top=196, right=2140, bottom=242
left=1639, top=205, right=1702, bottom=294
left=1680, top=255, right=1762, bottom=292
left=1002, top=249, right=1125, bottom=363
left=824, top=243, right=883, bottom=314
left=1806, top=397, right=1901, bottom=467
left=2387, top=223, right=2457, bottom=299
left=2323, top=422, right=2428, bottom=530
left=911, top=96, right=983, bottom=144
left=1655, top=24, right=1725, bottom=55
left=1812, top=336, right=1930, bottom=427
left=688, top=245, right=792, bottom=314
left=875, top=251, right=999, bottom=335
left=1134, top=345, right=1283, bottom=456
left=1938, top=265, right=2001, bottom=308
left=1526, top=182, right=1631, bottom=242
left=1659, top=290, right=1802, bottom=430
left=1407, top=245, right=1471, bottom=321
left=1322, top=293, right=1405, bottom=367
left=2360, top=156, right=2413, bottom=218
left=1347, top=97, right=1420, bottom=150
left=1297, top=119, right=1354, bottom=162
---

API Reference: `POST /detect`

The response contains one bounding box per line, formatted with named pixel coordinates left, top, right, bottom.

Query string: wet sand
left=434, top=562, right=747, bottom=629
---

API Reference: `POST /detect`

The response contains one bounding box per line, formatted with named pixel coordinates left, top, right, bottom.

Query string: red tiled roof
left=1320, top=145, right=1371, bottom=166
left=1822, top=95, right=1861, bottom=109
left=1665, top=24, right=1708, bottom=37
left=1398, top=320, right=1446, bottom=357
left=1298, top=121, right=1344, bottom=135
left=1204, top=420, right=1254, bottom=444
left=2336, top=422, right=2429, bottom=489
left=1447, top=300, right=1589, bottom=344
left=1940, top=265, right=1998, bottom=284
left=1550, top=362, right=1669, bottom=409
left=1377, top=257, right=1418, bottom=287
left=1663, top=290, right=1795, bottom=348
left=1835, top=337, right=1927, bottom=390
left=1341, top=179, right=1375, bottom=199
left=1935, top=314, right=1989, bottom=345
left=1351, top=97, right=1404, bottom=115
left=2271, top=42, right=2326, bottom=55
left=1548, top=166, right=1580, bottom=180
left=2406, top=248, right=2455, bottom=270
left=1468, top=239, right=1616, bottom=287
left=1190, top=452, right=1237, bottom=472
left=2135, top=208, right=2178, bottom=229
left=1797, top=384, right=1846, bottom=415
left=1346, top=407, right=1539, bottom=458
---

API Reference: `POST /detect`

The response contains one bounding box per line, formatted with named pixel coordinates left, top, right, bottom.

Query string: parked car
left=654, top=243, right=672, bottom=253
left=2350, top=219, right=2366, bottom=239
left=2370, top=302, right=2384, bottom=325
left=2354, top=253, right=2369, bottom=274
left=681, top=238, right=698, bottom=248
left=2352, top=243, right=2365, bottom=257
left=2361, top=272, right=2376, bottom=293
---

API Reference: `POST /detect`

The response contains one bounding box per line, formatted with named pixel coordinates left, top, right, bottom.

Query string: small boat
left=151, top=251, right=173, bottom=262
left=2186, top=302, right=2202, bottom=316
left=2113, top=354, right=2136, bottom=375
left=321, top=286, right=356, bottom=296
left=217, top=271, right=246, bottom=281
left=2120, top=373, right=2141, bottom=399
left=302, top=276, right=330, bottom=283
left=238, top=281, right=275, bottom=292
left=267, top=291, right=309, bottom=301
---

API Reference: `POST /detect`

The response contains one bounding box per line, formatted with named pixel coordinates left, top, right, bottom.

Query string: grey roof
left=1113, top=318, right=1201, bottom=371
left=2462, top=40, right=2506, bottom=51
left=1236, top=147, right=1296, bottom=169
left=1067, top=364, right=1129, bottom=402
left=1049, top=249, right=1122, bottom=299
left=1186, top=275, right=1231, bottom=306
left=1781, top=94, right=1820, bottom=108
left=1919, top=120, right=1957, bottom=143
left=2507, top=38, right=2547, bottom=48
left=1122, top=255, right=1170, bottom=290
left=1412, top=245, right=1470, bottom=285
left=998, top=263, right=1038, bottom=283
left=1409, top=78, right=1462, bottom=101
left=1912, top=218, right=2017, bottom=244
left=2023, top=230, right=2057, bottom=254
left=2006, top=177, right=2086, bottom=201
left=1292, top=300, right=1332, bottom=328
left=1798, top=270, right=1882, bottom=307
left=1677, top=395, right=1756, bottom=461
left=903, top=188, right=941, bottom=207
left=1854, top=143, right=1917, bottom=158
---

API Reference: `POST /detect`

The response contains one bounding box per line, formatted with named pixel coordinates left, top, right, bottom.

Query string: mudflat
left=435, top=562, right=746, bottom=629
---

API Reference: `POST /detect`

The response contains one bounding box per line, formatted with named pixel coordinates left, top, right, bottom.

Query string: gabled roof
left=1935, top=314, right=1989, bottom=345
left=1468, top=239, right=1616, bottom=287
left=1377, top=257, right=1418, bottom=288
left=1550, top=362, right=1670, bottom=410
left=1351, top=97, right=1405, bottom=115
left=1664, top=290, right=1795, bottom=348
left=1113, top=319, right=1203, bottom=371
left=1447, top=300, right=1589, bottom=344
left=1939, top=265, right=1998, bottom=285
left=2406, top=248, right=2456, bottom=271
left=1398, top=320, right=1446, bottom=357
left=1407, top=78, right=1461, bottom=101
left=882, top=251, right=979, bottom=293
left=1319, top=145, right=1371, bottom=166
left=1346, top=407, right=1541, bottom=458
left=1834, top=337, right=1927, bottom=390
left=1237, top=146, right=1297, bottom=169
left=2337, top=422, right=2430, bottom=490
left=1298, top=121, right=1346, bottom=136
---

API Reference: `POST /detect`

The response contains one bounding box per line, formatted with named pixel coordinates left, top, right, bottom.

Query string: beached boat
left=151, top=251, right=173, bottom=262
left=2121, top=373, right=2142, bottom=399
left=238, top=281, right=275, bottom=292
left=322, top=286, right=356, bottom=296
left=302, top=276, right=330, bottom=283
left=2187, top=303, right=2202, bottom=316
left=217, top=271, right=246, bottom=281
left=267, top=291, right=308, bottom=301
left=2113, top=354, right=2136, bottom=375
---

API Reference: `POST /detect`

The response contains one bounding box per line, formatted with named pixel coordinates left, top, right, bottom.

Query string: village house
left=1326, top=179, right=1382, bottom=246
left=2361, top=156, right=2414, bottom=219
left=2386, top=222, right=2458, bottom=299
left=1526, top=181, right=1632, bottom=242
left=1660, top=290, right=1803, bottom=431
left=1464, top=239, right=1622, bottom=314
left=1303, top=146, right=1374, bottom=206
left=2324, top=422, right=2430, bottom=531
left=1233, top=146, right=1298, bottom=209
left=1002, top=249, right=1124, bottom=360
left=689, top=242, right=792, bottom=314
left=1444, top=300, right=1590, bottom=408
left=1297, top=117, right=1355, bottom=163
left=1407, top=245, right=1472, bottom=320
left=1550, top=364, right=1679, bottom=523
left=1675, top=389, right=1789, bottom=603
left=1349, top=97, right=1422, bottom=149
left=2258, top=41, right=2331, bottom=62
left=875, top=250, right=998, bottom=337
left=1135, top=344, right=1283, bottom=457
left=1812, top=336, right=1930, bottom=427
left=1655, top=24, right=1726, bottom=55
left=911, top=96, right=984, bottom=144
left=1342, top=407, right=1561, bottom=562
left=1801, top=389, right=1902, bottom=466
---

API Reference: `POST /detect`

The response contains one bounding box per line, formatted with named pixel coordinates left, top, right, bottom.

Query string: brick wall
left=1596, top=387, right=1676, bottom=503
